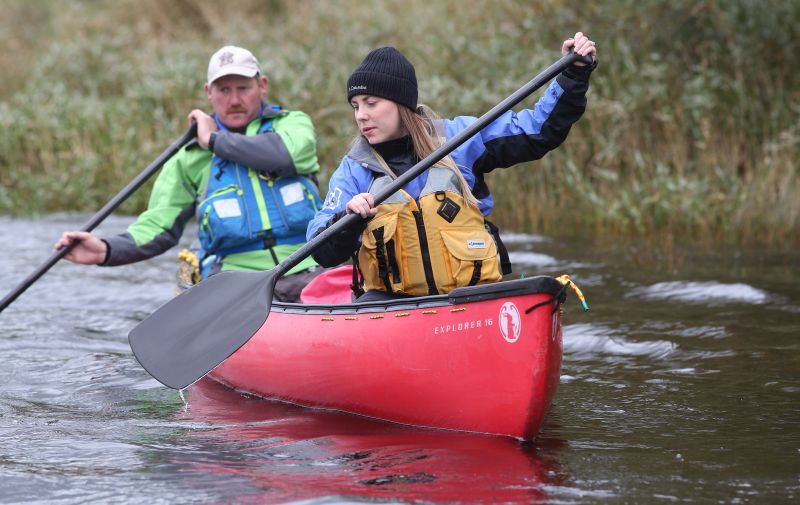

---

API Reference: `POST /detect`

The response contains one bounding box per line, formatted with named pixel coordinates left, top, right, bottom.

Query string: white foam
left=564, top=323, right=677, bottom=358
left=627, top=281, right=769, bottom=305
left=508, top=251, right=559, bottom=266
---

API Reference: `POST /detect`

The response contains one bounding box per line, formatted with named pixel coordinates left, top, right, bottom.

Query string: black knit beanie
left=346, top=47, right=418, bottom=110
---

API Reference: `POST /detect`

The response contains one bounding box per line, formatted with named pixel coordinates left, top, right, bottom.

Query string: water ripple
left=626, top=281, right=769, bottom=305
left=499, top=232, right=551, bottom=244
left=564, top=323, right=678, bottom=359
left=509, top=250, right=559, bottom=267
left=3, top=216, right=799, bottom=505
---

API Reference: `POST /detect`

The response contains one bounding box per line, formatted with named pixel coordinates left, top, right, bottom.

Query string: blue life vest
left=196, top=111, right=322, bottom=261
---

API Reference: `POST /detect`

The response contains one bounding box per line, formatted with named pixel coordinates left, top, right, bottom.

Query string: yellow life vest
left=358, top=166, right=502, bottom=296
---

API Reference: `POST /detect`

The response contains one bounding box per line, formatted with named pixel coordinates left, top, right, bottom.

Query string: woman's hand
left=562, top=31, right=597, bottom=66
left=346, top=193, right=378, bottom=219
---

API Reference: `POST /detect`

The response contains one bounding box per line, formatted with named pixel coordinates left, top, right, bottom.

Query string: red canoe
left=208, top=273, right=567, bottom=441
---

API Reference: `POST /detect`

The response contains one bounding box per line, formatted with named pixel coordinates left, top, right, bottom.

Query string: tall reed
left=0, top=0, right=797, bottom=244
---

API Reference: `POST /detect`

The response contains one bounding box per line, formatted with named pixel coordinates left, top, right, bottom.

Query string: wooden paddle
left=128, top=50, right=593, bottom=390
left=0, top=123, right=198, bottom=314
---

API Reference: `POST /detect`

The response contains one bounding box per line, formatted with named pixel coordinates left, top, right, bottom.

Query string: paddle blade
left=128, top=269, right=276, bottom=389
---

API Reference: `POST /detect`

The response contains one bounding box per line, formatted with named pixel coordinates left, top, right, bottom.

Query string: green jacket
left=103, top=106, right=320, bottom=276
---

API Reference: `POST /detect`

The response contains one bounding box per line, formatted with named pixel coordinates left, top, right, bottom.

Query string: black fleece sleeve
left=310, top=210, right=369, bottom=267
left=212, top=131, right=297, bottom=177
left=468, top=59, right=596, bottom=200
left=561, top=58, right=597, bottom=82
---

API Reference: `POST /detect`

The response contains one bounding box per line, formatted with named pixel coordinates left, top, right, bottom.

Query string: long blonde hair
left=366, top=103, right=478, bottom=207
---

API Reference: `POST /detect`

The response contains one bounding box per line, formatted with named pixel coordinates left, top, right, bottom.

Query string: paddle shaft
left=0, top=123, right=198, bottom=314
left=273, top=51, right=591, bottom=279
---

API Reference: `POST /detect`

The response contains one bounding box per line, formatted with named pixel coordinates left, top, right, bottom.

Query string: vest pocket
left=197, top=185, right=251, bottom=254
left=271, top=178, right=321, bottom=236
left=439, top=229, right=503, bottom=291
left=360, top=212, right=404, bottom=293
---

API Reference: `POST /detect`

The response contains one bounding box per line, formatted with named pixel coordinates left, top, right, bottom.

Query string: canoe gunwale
left=272, top=275, right=565, bottom=315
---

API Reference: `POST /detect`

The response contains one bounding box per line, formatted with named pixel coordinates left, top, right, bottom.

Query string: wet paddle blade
left=128, top=269, right=276, bottom=389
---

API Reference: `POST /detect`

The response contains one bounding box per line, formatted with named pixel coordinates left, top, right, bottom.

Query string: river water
left=1, top=214, right=797, bottom=504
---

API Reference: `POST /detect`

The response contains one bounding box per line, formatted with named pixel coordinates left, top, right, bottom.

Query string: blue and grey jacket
left=307, top=63, right=595, bottom=267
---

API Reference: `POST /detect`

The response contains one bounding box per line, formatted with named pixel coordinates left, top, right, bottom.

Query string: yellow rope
left=556, top=274, right=590, bottom=312
left=176, top=249, right=201, bottom=294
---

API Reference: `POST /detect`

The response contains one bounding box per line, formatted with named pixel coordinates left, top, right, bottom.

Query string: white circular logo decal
left=499, top=302, right=522, bottom=343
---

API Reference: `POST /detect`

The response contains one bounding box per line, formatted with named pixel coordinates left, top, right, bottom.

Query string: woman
left=307, top=32, right=597, bottom=301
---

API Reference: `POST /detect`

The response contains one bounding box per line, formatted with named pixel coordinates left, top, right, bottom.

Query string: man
left=55, top=45, right=323, bottom=302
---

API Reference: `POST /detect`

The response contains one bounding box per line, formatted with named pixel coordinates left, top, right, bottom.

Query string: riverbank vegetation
left=0, top=0, right=797, bottom=244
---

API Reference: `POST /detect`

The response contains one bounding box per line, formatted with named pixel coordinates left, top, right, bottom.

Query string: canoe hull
left=209, top=276, right=564, bottom=440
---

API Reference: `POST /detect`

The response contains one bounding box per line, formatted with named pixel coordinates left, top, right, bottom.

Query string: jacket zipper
left=235, top=167, right=253, bottom=238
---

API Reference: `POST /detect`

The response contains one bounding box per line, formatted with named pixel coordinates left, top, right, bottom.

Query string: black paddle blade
left=128, top=269, right=277, bottom=389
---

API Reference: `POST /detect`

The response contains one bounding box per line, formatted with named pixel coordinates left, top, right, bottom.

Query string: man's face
left=206, top=74, right=268, bottom=131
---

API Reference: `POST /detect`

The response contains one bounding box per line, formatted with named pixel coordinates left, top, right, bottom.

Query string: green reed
left=0, top=0, right=797, bottom=244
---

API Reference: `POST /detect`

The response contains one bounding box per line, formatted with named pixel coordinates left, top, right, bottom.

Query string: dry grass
left=0, top=0, right=797, bottom=244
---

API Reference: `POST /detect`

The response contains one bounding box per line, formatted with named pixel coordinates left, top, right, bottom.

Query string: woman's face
left=351, top=95, right=406, bottom=144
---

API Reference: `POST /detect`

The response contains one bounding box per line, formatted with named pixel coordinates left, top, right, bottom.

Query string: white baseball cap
left=207, top=45, right=262, bottom=84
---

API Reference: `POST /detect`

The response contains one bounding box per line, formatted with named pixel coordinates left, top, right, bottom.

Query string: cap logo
left=348, top=85, right=367, bottom=92
left=218, top=51, right=235, bottom=67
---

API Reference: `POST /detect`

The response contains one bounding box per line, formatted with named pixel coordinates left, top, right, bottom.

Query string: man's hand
left=188, top=109, right=219, bottom=149
left=54, top=231, right=107, bottom=265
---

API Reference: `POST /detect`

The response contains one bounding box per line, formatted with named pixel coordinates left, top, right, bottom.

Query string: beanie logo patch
left=346, top=47, right=418, bottom=109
